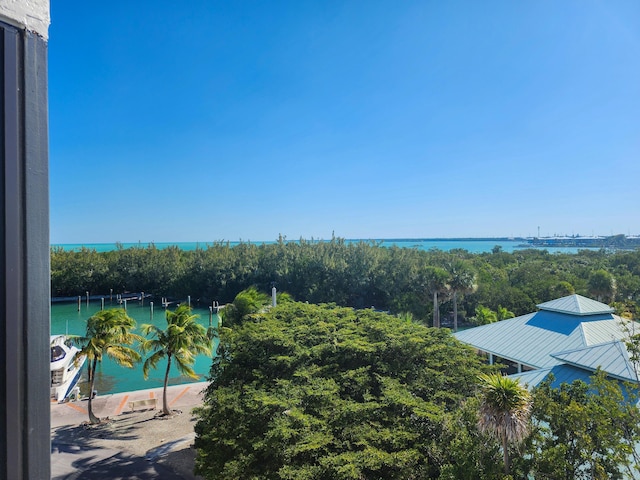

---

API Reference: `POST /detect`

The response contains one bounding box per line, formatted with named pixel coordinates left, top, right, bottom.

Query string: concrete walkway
left=51, top=382, right=208, bottom=479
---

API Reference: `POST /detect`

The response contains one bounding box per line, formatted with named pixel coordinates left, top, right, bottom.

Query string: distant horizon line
left=52, top=237, right=526, bottom=245
left=50, top=233, right=638, bottom=246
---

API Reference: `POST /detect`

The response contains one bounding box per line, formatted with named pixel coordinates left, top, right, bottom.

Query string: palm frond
left=142, top=350, right=166, bottom=379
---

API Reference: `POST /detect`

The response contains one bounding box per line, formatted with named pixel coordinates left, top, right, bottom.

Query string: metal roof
left=454, top=309, right=628, bottom=368
left=455, top=294, right=640, bottom=389
left=536, top=294, right=614, bottom=316
left=511, top=364, right=596, bottom=390
left=511, top=363, right=639, bottom=406
left=551, top=341, right=638, bottom=383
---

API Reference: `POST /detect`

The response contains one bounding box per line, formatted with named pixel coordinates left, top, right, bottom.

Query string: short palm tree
left=496, top=305, right=515, bottom=321
left=477, top=373, right=532, bottom=475
left=223, top=286, right=271, bottom=327
left=472, top=305, right=497, bottom=325
left=77, top=309, right=142, bottom=424
left=141, top=305, right=212, bottom=415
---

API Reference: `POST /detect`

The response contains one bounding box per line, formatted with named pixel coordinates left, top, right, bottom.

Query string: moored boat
left=50, top=335, right=86, bottom=402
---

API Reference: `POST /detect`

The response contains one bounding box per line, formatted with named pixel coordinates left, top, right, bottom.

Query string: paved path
left=51, top=382, right=208, bottom=480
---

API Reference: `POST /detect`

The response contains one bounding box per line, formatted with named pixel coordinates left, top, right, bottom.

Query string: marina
left=51, top=300, right=219, bottom=396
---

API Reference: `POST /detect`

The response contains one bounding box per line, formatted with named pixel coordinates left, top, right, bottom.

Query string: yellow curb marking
left=65, top=402, right=87, bottom=414
left=115, top=394, right=129, bottom=415
left=169, top=386, right=190, bottom=406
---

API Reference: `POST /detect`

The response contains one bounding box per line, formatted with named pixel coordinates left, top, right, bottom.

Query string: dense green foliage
left=523, top=373, right=640, bottom=479
left=51, top=239, right=640, bottom=325
left=193, top=302, right=640, bottom=479
left=193, top=302, right=495, bottom=479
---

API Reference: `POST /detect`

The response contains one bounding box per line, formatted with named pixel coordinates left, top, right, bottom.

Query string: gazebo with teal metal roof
left=454, top=294, right=638, bottom=386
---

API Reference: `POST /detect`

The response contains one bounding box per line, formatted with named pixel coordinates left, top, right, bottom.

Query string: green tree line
left=52, top=238, right=640, bottom=325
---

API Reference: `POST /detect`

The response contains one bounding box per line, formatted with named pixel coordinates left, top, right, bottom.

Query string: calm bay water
left=51, top=238, right=595, bottom=255
left=51, top=301, right=219, bottom=396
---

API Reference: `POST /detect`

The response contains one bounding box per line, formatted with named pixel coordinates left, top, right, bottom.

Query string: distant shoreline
left=50, top=236, right=639, bottom=254
left=52, top=237, right=527, bottom=247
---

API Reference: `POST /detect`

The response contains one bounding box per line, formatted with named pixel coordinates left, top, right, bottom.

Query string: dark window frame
left=1, top=20, right=50, bottom=480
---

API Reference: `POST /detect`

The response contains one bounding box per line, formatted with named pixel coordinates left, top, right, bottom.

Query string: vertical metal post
left=0, top=21, right=50, bottom=480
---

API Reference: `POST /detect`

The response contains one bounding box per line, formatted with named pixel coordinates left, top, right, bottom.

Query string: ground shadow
left=52, top=410, right=197, bottom=479
left=55, top=451, right=181, bottom=480
left=157, top=447, right=202, bottom=480
left=51, top=419, right=140, bottom=455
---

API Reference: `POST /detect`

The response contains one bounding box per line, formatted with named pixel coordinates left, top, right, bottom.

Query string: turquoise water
left=51, top=301, right=219, bottom=395
left=51, top=238, right=597, bottom=254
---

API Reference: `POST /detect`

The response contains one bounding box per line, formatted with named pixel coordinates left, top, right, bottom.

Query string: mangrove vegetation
left=52, top=238, right=640, bottom=325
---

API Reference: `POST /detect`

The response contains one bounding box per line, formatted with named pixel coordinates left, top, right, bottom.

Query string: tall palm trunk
left=88, top=359, right=100, bottom=424
left=433, top=291, right=439, bottom=327
left=453, top=291, right=458, bottom=332
left=162, top=354, right=172, bottom=415
left=502, top=437, right=510, bottom=475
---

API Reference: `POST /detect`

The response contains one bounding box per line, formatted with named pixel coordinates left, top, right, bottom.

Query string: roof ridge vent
left=536, top=294, right=614, bottom=316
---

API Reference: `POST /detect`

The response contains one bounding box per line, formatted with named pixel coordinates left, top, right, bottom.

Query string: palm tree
left=77, top=309, right=142, bottom=424
left=141, top=305, right=212, bottom=415
left=447, top=260, right=477, bottom=331
left=471, top=305, right=498, bottom=325
left=422, top=266, right=450, bottom=327
left=496, top=305, right=515, bottom=321
left=588, top=269, right=616, bottom=303
left=477, top=373, right=532, bottom=476
left=223, top=286, right=271, bottom=327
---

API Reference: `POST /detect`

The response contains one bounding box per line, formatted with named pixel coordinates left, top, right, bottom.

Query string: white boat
left=50, top=335, right=86, bottom=402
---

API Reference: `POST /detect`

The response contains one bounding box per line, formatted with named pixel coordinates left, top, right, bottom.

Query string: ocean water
left=51, top=300, right=219, bottom=396
left=51, top=238, right=596, bottom=255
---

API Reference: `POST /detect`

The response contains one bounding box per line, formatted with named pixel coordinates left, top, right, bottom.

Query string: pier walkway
left=51, top=382, right=208, bottom=479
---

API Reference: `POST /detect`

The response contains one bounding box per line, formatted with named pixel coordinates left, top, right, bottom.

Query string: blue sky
left=49, top=1, right=640, bottom=243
